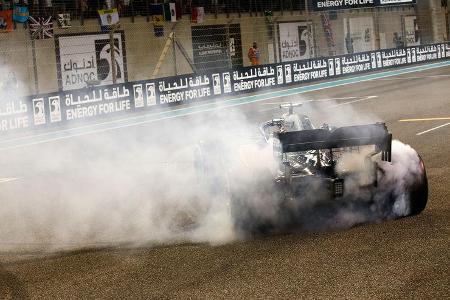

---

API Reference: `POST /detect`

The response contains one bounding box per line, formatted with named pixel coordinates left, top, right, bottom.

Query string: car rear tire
left=407, top=155, right=428, bottom=216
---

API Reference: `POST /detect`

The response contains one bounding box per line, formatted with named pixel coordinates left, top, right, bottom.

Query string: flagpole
left=172, top=32, right=178, bottom=76
left=226, top=20, right=232, bottom=69
left=31, top=37, right=39, bottom=94
left=31, top=28, right=41, bottom=94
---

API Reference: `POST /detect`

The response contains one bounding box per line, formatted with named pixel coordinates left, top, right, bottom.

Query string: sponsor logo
left=133, top=84, right=144, bottom=108
left=277, top=65, right=283, bottom=84
left=49, top=96, right=62, bottom=123
left=212, top=73, right=221, bottom=95
left=95, top=38, right=123, bottom=83
left=146, top=83, right=157, bottom=106
left=32, top=98, right=46, bottom=125
left=285, top=65, right=292, bottom=83
left=222, top=72, right=231, bottom=93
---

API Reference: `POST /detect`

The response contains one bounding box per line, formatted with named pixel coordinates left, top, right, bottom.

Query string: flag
left=0, top=10, right=13, bottom=33
left=150, top=4, right=164, bottom=25
left=29, top=16, right=53, bottom=39
left=58, top=13, right=71, bottom=28
left=163, top=3, right=171, bottom=22
left=163, top=3, right=177, bottom=22
left=191, top=7, right=204, bottom=24
left=169, top=3, right=178, bottom=22
left=98, top=8, right=119, bottom=26
left=150, top=4, right=164, bottom=37
left=13, top=5, right=29, bottom=23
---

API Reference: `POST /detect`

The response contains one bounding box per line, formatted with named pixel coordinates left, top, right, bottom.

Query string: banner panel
left=403, top=15, right=420, bottom=46
left=313, top=0, right=416, bottom=11
left=278, top=22, right=315, bottom=62
left=191, top=24, right=243, bottom=72
left=55, top=32, right=128, bottom=91
left=1, top=42, right=448, bottom=136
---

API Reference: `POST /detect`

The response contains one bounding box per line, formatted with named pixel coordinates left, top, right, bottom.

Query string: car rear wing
left=277, top=123, right=392, bottom=162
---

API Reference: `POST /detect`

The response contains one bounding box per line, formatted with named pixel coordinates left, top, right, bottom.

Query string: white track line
left=258, top=96, right=375, bottom=112
left=259, top=96, right=360, bottom=106
left=376, top=75, right=450, bottom=80
left=399, top=117, right=450, bottom=122
left=416, top=122, right=450, bottom=135
left=328, top=95, right=378, bottom=108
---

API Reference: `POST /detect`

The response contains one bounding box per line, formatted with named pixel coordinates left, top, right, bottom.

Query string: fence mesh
left=0, top=0, right=449, bottom=96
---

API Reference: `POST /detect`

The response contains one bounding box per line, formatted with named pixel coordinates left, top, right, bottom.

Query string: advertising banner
left=1, top=42, right=449, bottom=135
left=313, top=0, right=416, bottom=11
left=191, top=24, right=243, bottom=72
left=403, top=15, right=420, bottom=46
left=0, top=98, right=30, bottom=132
left=55, top=32, right=128, bottom=91
left=278, top=22, right=314, bottom=62
left=158, top=74, right=213, bottom=104
left=278, top=22, right=315, bottom=62
left=344, top=17, right=375, bottom=54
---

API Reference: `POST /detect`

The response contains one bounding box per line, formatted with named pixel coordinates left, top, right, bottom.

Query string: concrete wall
left=0, top=5, right=446, bottom=96
left=417, top=0, right=447, bottom=44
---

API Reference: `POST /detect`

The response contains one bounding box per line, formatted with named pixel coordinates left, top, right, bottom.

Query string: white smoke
left=0, top=87, right=427, bottom=251
left=374, top=140, right=424, bottom=218
left=323, top=140, right=424, bottom=229
left=0, top=107, right=272, bottom=251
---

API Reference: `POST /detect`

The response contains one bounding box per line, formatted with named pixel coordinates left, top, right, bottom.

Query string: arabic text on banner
left=57, top=32, right=127, bottom=91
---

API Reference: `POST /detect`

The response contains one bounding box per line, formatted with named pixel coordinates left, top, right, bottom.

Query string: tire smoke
left=0, top=91, right=427, bottom=251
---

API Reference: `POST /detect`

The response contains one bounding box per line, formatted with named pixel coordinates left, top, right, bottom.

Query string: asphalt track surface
left=1, top=64, right=449, bottom=299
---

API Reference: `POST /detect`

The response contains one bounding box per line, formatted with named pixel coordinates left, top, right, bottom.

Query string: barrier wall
left=1, top=42, right=449, bottom=137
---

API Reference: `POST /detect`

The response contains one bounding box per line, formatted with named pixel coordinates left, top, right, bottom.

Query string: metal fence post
left=31, top=37, right=39, bottom=94
left=173, top=32, right=178, bottom=76
left=109, top=22, right=121, bottom=84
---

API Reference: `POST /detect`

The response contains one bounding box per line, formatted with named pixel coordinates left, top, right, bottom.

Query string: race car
left=197, top=103, right=428, bottom=234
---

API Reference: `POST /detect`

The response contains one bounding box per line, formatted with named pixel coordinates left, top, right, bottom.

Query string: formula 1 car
left=196, top=103, right=428, bottom=234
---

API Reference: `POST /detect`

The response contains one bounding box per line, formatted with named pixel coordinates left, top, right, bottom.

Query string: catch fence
left=0, top=0, right=448, bottom=95
left=0, top=1, right=449, bottom=136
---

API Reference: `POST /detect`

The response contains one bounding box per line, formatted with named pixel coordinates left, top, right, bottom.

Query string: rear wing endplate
left=277, top=123, right=392, bottom=162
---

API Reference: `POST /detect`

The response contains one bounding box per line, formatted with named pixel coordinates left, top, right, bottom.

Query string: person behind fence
left=248, top=42, right=260, bottom=66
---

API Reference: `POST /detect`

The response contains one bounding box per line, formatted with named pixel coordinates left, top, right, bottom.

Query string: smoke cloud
left=0, top=85, right=426, bottom=252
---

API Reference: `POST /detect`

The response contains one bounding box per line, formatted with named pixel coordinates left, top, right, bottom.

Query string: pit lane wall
left=1, top=42, right=449, bottom=136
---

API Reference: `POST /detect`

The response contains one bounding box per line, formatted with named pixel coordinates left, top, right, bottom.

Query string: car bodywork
left=198, top=103, right=428, bottom=234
